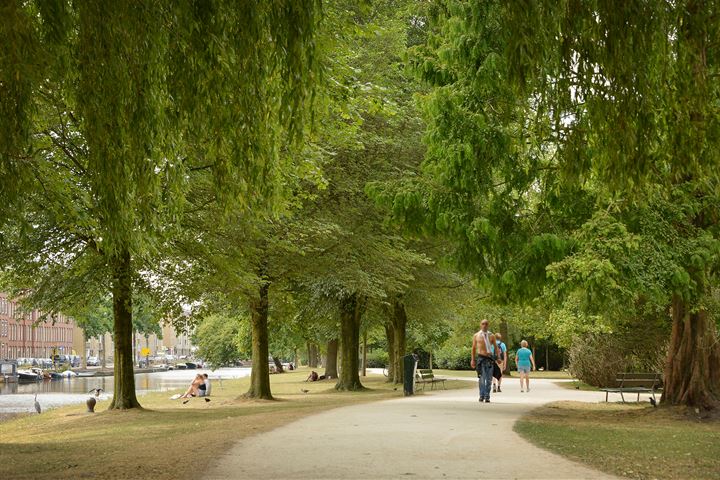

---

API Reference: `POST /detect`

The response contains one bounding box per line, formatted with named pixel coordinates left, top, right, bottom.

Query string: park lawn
left=555, top=380, right=600, bottom=391
left=0, top=369, right=470, bottom=480
left=515, top=401, right=720, bottom=480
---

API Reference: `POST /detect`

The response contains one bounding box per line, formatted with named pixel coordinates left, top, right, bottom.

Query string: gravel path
left=208, top=377, right=619, bottom=479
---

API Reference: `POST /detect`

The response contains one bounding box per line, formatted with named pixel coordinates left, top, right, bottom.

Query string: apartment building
left=0, top=293, right=76, bottom=360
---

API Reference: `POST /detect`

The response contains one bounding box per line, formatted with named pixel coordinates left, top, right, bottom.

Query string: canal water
left=0, top=367, right=251, bottom=414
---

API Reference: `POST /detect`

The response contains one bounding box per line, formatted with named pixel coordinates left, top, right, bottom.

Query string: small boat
left=175, top=363, right=187, bottom=370
left=59, top=370, right=77, bottom=378
left=76, top=371, right=96, bottom=378
left=17, top=370, right=41, bottom=381
left=49, top=372, right=63, bottom=379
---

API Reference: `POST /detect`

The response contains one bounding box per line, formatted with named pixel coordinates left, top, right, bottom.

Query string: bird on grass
left=34, top=394, right=41, bottom=414
left=88, top=388, right=103, bottom=397
left=300, top=389, right=310, bottom=394
left=649, top=397, right=657, bottom=407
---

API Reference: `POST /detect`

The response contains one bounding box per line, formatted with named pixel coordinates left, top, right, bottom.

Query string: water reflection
left=0, top=367, right=251, bottom=414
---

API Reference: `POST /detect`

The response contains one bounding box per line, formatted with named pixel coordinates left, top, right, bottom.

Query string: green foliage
left=568, top=331, right=667, bottom=388
left=434, top=344, right=472, bottom=370
left=67, top=296, right=113, bottom=340
left=194, top=314, right=243, bottom=368
left=365, top=350, right=389, bottom=369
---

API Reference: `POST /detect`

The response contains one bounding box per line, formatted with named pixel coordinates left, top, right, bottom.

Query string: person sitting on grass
left=516, top=340, right=536, bottom=393
left=180, top=373, right=205, bottom=399
left=200, top=373, right=211, bottom=397
left=305, top=370, right=319, bottom=382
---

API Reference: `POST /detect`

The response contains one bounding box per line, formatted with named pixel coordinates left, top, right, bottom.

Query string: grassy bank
left=0, top=369, right=469, bottom=480
left=515, top=401, right=720, bottom=480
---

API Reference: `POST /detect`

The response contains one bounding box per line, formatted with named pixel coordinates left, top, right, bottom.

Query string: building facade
left=0, top=293, right=76, bottom=361
left=83, top=322, right=195, bottom=363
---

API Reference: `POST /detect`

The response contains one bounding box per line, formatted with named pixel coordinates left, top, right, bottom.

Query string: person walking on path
left=492, top=333, right=507, bottom=393
left=516, top=340, right=536, bottom=392
left=471, top=319, right=499, bottom=403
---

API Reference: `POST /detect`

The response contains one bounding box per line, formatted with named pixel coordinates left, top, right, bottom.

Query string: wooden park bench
left=415, top=369, right=446, bottom=391
left=600, top=372, right=663, bottom=403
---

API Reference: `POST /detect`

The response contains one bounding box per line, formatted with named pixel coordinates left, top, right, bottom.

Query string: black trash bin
left=403, top=353, right=419, bottom=396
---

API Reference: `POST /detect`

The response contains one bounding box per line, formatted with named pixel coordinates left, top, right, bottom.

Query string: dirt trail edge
left=208, top=377, right=619, bottom=479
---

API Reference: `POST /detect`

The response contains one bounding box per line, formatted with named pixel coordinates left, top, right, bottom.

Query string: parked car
left=87, top=356, right=99, bottom=366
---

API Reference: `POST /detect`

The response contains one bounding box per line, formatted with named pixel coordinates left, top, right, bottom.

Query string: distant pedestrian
left=516, top=340, right=536, bottom=392
left=492, top=333, right=507, bottom=393
left=471, top=319, right=499, bottom=403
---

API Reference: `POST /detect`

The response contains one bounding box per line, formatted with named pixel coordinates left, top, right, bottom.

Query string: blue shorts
left=517, top=366, right=531, bottom=374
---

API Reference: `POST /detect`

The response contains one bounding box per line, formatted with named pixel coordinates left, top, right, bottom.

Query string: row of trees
left=3, top=1, right=719, bottom=411
left=0, top=0, right=472, bottom=407
left=372, top=0, right=720, bottom=410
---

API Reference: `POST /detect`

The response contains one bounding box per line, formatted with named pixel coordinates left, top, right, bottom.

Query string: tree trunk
left=246, top=280, right=273, bottom=400
left=101, top=334, right=107, bottom=369
left=385, top=323, right=395, bottom=382
left=108, top=249, right=141, bottom=410
left=361, top=330, right=367, bottom=377
left=272, top=355, right=284, bottom=374
left=80, top=329, right=87, bottom=369
left=324, top=339, right=338, bottom=379
left=335, top=293, right=365, bottom=391
left=391, top=297, right=407, bottom=385
left=662, top=294, right=720, bottom=409
left=307, top=342, right=319, bottom=368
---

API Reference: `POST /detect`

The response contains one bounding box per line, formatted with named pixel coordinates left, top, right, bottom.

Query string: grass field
left=515, top=401, right=720, bottom=480
left=0, top=369, right=470, bottom=480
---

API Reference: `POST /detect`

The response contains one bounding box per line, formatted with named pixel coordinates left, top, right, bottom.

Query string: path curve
left=208, top=377, right=618, bottom=479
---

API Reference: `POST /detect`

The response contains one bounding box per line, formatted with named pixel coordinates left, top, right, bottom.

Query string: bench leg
left=637, top=392, right=640, bottom=403
left=605, top=391, right=608, bottom=402
left=620, top=391, right=626, bottom=403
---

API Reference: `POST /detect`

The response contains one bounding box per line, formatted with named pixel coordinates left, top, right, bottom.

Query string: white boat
left=17, top=370, right=41, bottom=381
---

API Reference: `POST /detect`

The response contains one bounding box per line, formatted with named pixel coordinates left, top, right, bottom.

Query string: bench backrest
left=416, top=369, right=435, bottom=380
left=616, top=372, right=663, bottom=389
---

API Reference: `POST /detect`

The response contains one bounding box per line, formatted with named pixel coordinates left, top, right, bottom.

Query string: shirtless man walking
left=471, top=319, right=499, bottom=403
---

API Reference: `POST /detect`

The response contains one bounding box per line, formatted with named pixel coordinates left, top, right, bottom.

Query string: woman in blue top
left=515, top=340, right=536, bottom=392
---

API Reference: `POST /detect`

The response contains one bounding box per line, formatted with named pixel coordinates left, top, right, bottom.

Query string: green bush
left=434, top=344, right=473, bottom=370
left=366, top=350, right=389, bottom=368
left=568, top=332, right=666, bottom=387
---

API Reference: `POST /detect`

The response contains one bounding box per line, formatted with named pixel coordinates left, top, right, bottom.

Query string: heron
left=88, top=388, right=103, bottom=397
left=34, top=394, right=41, bottom=414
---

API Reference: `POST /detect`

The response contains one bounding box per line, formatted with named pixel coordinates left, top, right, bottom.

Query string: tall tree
left=379, top=1, right=720, bottom=409
left=0, top=1, right=320, bottom=409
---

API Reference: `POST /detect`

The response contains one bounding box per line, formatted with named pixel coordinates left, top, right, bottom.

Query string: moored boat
left=17, top=370, right=41, bottom=381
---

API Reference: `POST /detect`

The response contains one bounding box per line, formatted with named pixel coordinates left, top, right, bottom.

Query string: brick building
left=0, top=293, right=76, bottom=361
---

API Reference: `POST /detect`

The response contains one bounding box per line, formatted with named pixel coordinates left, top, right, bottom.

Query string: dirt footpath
left=208, top=377, right=618, bottom=479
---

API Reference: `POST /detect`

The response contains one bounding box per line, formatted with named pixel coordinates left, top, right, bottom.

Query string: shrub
left=434, top=344, right=473, bottom=370
left=366, top=350, right=389, bottom=368
left=568, top=332, right=667, bottom=387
